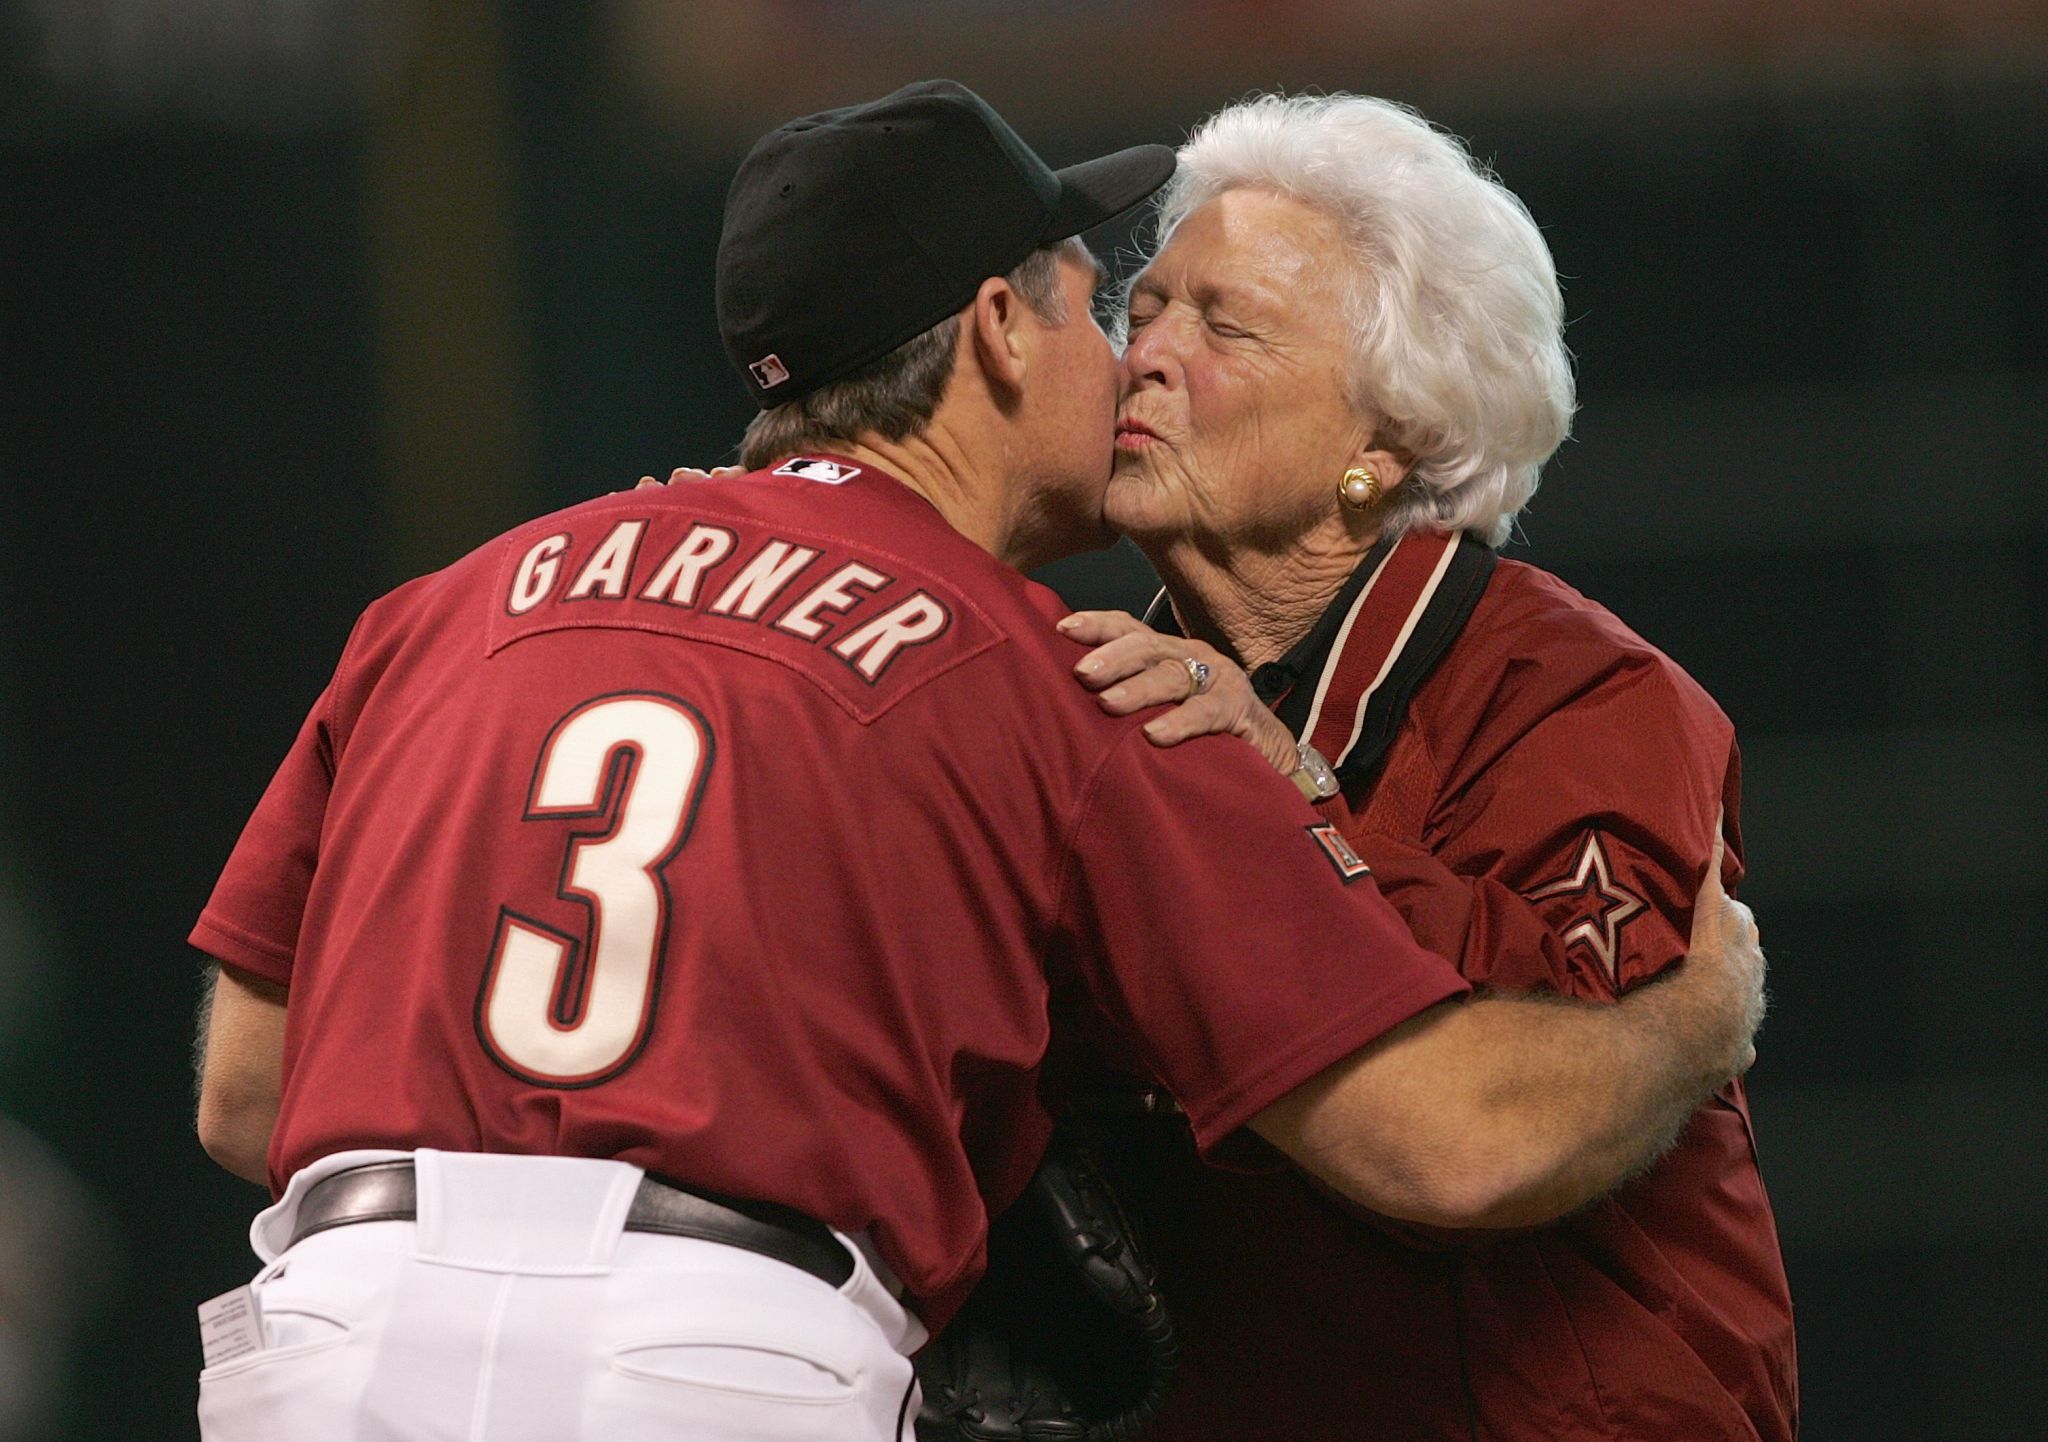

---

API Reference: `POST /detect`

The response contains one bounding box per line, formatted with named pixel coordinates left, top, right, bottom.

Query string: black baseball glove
left=916, top=1128, right=1179, bottom=1442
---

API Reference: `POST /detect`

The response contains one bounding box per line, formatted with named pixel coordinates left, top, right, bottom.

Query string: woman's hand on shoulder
left=633, top=464, right=745, bottom=490
left=1058, top=610, right=1299, bottom=776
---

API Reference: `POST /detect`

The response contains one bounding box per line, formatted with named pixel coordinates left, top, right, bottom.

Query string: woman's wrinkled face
left=1106, top=188, right=1373, bottom=555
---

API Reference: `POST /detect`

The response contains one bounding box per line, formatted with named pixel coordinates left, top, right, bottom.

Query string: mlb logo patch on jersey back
left=774, top=457, right=862, bottom=484
left=1307, top=823, right=1372, bottom=882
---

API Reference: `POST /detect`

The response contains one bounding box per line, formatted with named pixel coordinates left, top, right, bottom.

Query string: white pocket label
left=198, top=1284, right=265, bottom=1368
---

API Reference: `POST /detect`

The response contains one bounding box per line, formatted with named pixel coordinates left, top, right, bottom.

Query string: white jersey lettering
left=499, top=517, right=967, bottom=690
left=640, top=524, right=738, bottom=608
left=707, top=541, right=820, bottom=619
left=479, top=693, right=710, bottom=1085
left=833, top=591, right=952, bottom=682
left=775, top=562, right=891, bottom=641
left=565, top=520, right=647, bottom=601
left=507, top=534, right=570, bottom=615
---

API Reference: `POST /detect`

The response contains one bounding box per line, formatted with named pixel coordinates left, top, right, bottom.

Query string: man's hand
left=1685, top=818, right=1765, bottom=1079
left=1058, top=610, right=1299, bottom=776
left=634, top=465, right=745, bottom=490
left=1252, top=811, right=1765, bottom=1230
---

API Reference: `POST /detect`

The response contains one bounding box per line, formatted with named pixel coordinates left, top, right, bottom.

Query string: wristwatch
left=1288, top=741, right=1341, bottom=802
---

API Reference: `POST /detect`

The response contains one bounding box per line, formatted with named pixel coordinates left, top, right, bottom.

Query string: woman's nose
left=1121, top=315, right=1180, bottom=389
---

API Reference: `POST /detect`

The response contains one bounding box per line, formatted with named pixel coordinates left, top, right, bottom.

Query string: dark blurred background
left=2, top=2, right=2044, bottom=1438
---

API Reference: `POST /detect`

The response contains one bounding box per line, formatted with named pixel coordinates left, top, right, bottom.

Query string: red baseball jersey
left=1130, top=532, right=1797, bottom=1441
left=190, top=458, right=1468, bottom=1328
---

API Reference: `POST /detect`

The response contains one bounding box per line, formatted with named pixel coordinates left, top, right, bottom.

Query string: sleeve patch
left=1523, top=831, right=1648, bottom=982
left=1307, top=823, right=1373, bottom=882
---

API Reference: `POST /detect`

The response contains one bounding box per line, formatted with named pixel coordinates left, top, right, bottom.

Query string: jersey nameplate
left=487, top=512, right=998, bottom=722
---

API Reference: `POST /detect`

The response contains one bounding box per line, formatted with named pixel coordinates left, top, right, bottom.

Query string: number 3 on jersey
left=477, top=693, right=712, bottom=1086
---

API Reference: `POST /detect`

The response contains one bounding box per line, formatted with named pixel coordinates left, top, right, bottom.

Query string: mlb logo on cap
left=749, top=353, right=792, bottom=389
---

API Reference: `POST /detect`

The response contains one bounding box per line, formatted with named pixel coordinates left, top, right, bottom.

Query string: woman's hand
left=634, top=465, right=746, bottom=490
left=1058, top=610, right=1300, bottom=777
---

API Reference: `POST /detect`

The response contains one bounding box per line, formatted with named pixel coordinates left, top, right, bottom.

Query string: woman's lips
left=1114, top=419, right=1160, bottom=449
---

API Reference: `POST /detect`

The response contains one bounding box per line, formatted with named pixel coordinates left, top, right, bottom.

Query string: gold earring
left=1338, top=466, right=1380, bottom=510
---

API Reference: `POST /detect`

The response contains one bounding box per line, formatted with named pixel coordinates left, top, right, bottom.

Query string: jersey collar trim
left=1143, top=529, right=1497, bottom=789
left=780, top=452, right=984, bottom=556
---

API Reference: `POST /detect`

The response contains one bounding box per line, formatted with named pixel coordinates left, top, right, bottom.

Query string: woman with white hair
left=1063, top=94, right=1797, bottom=1441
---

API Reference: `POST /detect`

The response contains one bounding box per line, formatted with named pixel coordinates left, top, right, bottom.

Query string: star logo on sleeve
left=1525, top=831, right=1647, bottom=982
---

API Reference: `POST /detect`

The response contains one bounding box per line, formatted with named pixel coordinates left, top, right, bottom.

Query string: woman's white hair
left=1154, top=94, right=1574, bottom=547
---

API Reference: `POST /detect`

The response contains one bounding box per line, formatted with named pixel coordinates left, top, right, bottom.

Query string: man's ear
left=968, top=274, right=1030, bottom=398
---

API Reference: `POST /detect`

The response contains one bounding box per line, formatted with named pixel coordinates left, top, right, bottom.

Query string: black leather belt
left=288, top=1160, right=854, bottom=1289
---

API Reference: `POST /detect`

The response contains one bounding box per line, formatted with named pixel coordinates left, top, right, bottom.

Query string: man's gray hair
left=740, top=242, right=1075, bottom=471
left=1153, top=94, right=1575, bottom=548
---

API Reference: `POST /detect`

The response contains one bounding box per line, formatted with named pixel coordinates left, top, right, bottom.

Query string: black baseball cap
left=716, top=79, right=1175, bottom=408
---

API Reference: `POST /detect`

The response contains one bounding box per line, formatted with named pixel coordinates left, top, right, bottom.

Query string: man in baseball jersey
left=191, top=81, right=1762, bottom=1442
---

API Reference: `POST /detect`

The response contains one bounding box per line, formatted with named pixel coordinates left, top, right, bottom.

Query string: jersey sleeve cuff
left=1183, top=967, right=1471, bottom=1163
left=189, top=913, right=295, bottom=989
